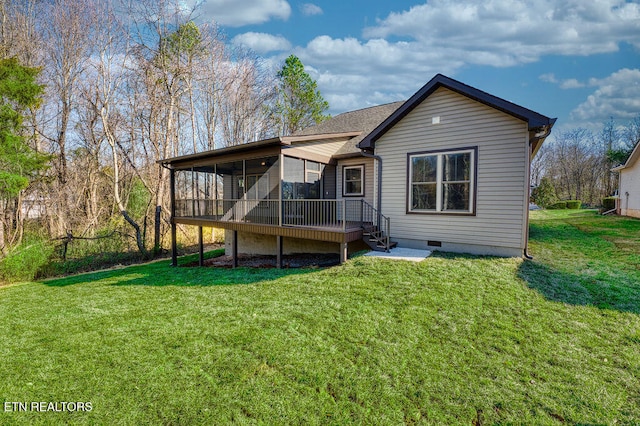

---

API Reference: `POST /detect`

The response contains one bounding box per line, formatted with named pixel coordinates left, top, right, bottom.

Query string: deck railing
left=175, top=198, right=368, bottom=230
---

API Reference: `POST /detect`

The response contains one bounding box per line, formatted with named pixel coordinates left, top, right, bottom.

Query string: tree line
left=531, top=117, right=640, bottom=208
left=0, top=0, right=329, bottom=263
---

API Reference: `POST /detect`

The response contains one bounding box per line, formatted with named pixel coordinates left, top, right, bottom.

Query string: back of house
left=359, top=75, right=555, bottom=257
left=160, top=74, right=555, bottom=265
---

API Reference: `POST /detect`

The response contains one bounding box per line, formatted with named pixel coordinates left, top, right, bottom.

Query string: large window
left=343, top=165, right=364, bottom=196
left=408, top=148, right=475, bottom=214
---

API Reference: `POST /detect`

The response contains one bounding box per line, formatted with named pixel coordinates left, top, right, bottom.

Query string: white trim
left=343, top=165, right=364, bottom=197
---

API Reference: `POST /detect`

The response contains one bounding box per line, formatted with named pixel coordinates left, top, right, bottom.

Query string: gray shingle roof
left=293, top=101, right=405, bottom=156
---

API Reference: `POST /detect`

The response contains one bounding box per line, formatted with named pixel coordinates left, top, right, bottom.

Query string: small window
left=343, top=165, right=364, bottom=197
left=408, top=148, right=475, bottom=214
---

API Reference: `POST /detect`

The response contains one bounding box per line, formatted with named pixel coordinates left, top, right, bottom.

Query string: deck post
left=232, top=230, right=238, bottom=268
left=342, top=200, right=346, bottom=232
left=339, top=242, right=348, bottom=264
left=170, top=168, right=177, bottom=267
left=278, top=154, right=283, bottom=226
left=276, top=235, right=283, bottom=269
left=198, top=226, right=204, bottom=266
left=171, top=221, right=177, bottom=267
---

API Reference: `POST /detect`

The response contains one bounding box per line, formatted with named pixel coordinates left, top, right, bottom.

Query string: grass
left=0, top=210, right=639, bottom=424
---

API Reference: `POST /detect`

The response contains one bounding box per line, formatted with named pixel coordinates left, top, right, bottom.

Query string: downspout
left=361, top=149, right=383, bottom=219
left=524, top=125, right=552, bottom=260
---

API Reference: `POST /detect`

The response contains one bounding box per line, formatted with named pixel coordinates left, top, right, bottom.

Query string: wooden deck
left=174, top=216, right=365, bottom=244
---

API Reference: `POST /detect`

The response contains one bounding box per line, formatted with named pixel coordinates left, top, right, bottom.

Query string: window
left=306, top=161, right=321, bottom=199
left=245, top=174, right=270, bottom=200
left=343, top=165, right=364, bottom=196
left=282, top=157, right=325, bottom=199
left=408, top=148, right=475, bottom=214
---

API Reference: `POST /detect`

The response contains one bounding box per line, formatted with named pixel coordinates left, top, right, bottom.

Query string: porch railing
left=174, top=198, right=370, bottom=230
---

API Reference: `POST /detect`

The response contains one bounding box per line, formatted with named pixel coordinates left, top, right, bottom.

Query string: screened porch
left=171, top=154, right=371, bottom=231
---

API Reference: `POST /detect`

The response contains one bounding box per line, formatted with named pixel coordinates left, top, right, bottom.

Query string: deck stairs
left=362, top=224, right=397, bottom=252
left=360, top=200, right=397, bottom=252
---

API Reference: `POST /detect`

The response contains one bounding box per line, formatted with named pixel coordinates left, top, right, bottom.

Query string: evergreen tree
left=0, top=57, right=46, bottom=198
left=273, top=55, right=329, bottom=134
left=0, top=57, right=47, bottom=254
left=531, top=176, right=557, bottom=208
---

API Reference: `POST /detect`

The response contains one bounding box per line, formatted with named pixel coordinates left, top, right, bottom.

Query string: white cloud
left=539, top=74, right=585, bottom=89
left=232, top=32, right=292, bottom=54
left=571, top=68, right=640, bottom=122
left=559, top=79, right=585, bottom=89
left=199, top=0, right=291, bottom=26
left=362, top=0, right=640, bottom=64
left=300, top=3, right=323, bottom=16
left=292, top=35, right=468, bottom=112
left=282, top=1, right=640, bottom=114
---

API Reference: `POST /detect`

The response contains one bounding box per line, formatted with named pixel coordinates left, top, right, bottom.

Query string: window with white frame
left=408, top=148, right=475, bottom=214
left=343, top=165, right=364, bottom=196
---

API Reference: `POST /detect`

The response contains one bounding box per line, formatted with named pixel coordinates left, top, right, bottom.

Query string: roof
left=612, top=142, right=640, bottom=172
left=158, top=132, right=361, bottom=168
left=359, top=73, right=556, bottom=151
left=294, top=101, right=405, bottom=157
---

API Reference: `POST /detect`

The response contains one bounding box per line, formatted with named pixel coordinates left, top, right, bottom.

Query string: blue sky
left=195, top=0, right=640, bottom=137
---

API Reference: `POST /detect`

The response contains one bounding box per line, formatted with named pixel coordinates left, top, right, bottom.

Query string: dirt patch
left=192, top=252, right=341, bottom=269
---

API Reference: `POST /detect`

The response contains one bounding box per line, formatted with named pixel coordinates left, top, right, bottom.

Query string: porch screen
left=282, top=157, right=324, bottom=199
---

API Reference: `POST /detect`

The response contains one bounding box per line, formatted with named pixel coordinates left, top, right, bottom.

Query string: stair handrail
left=361, top=200, right=392, bottom=252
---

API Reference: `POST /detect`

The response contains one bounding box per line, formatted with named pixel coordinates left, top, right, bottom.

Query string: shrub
left=530, top=177, right=557, bottom=208
left=602, top=197, right=617, bottom=211
left=548, top=201, right=567, bottom=210
left=566, top=200, right=581, bottom=209
left=0, top=239, right=55, bottom=283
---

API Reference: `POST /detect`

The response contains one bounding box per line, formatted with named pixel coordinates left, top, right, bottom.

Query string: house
left=159, top=74, right=556, bottom=267
left=612, top=142, right=640, bottom=218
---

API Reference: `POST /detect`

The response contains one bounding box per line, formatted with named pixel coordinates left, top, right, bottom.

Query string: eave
left=158, top=131, right=362, bottom=169
left=359, top=73, right=556, bottom=152
left=612, top=142, right=640, bottom=172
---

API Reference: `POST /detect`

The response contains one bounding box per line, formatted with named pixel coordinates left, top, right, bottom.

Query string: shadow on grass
left=42, top=250, right=321, bottom=287
left=517, top=260, right=640, bottom=315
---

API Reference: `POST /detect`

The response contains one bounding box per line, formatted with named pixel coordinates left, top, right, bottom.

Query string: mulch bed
left=193, top=253, right=341, bottom=268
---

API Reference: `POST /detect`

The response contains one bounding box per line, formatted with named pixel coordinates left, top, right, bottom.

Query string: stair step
left=376, top=241, right=398, bottom=249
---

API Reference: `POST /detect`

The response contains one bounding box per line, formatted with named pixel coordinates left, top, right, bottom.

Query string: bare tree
left=547, top=129, right=601, bottom=203
left=86, top=0, right=149, bottom=255
left=216, top=52, right=277, bottom=147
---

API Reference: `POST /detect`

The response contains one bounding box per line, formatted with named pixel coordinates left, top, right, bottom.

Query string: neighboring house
left=159, top=74, right=556, bottom=266
left=612, top=142, right=640, bottom=218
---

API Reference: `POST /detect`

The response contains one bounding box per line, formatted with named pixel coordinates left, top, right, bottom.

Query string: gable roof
left=612, top=142, right=640, bottom=172
left=359, top=74, right=556, bottom=151
left=294, top=101, right=405, bottom=157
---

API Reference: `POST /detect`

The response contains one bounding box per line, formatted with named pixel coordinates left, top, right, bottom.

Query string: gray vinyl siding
left=323, top=164, right=337, bottom=199
left=375, top=87, right=529, bottom=254
left=337, top=157, right=375, bottom=207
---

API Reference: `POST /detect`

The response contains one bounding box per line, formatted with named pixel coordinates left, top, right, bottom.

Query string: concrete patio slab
left=363, top=247, right=432, bottom=262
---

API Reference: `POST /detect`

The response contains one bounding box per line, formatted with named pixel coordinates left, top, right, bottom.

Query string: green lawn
left=1, top=210, right=639, bottom=424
